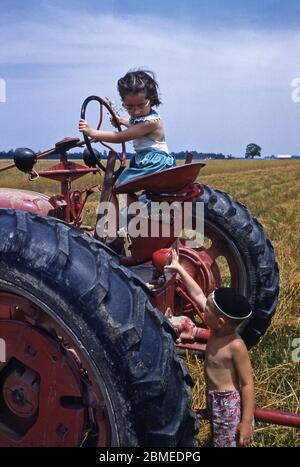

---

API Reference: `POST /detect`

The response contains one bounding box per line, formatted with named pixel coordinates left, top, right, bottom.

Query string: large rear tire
left=0, top=209, right=197, bottom=447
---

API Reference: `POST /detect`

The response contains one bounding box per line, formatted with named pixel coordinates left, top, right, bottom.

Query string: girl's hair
left=117, top=69, right=161, bottom=107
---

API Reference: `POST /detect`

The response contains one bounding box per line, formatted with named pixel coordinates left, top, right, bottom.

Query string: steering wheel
left=80, top=95, right=126, bottom=177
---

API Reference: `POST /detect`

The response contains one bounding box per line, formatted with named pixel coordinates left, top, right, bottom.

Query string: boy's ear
left=217, top=316, right=225, bottom=328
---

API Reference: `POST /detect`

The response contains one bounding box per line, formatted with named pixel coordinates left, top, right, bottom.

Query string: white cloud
left=1, top=5, right=300, bottom=154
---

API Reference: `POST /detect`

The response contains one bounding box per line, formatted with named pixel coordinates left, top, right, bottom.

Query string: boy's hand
left=165, top=308, right=198, bottom=343
left=110, top=115, right=128, bottom=128
left=164, top=249, right=180, bottom=272
left=79, top=119, right=93, bottom=137
left=237, top=421, right=253, bottom=447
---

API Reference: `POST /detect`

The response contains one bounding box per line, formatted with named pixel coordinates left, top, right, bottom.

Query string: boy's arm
left=232, top=339, right=255, bottom=446
left=110, top=116, right=130, bottom=128
left=120, top=119, right=130, bottom=128
left=165, top=250, right=207, bottom=310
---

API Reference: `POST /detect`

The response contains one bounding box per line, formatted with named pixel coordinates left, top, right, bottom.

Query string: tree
left=245, top=143, right=261, bottom=159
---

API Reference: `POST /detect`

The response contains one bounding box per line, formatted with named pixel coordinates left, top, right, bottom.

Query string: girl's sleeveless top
left=129, top=109, right=169, bottom=154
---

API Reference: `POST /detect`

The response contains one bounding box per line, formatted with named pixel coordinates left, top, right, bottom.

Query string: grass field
left=0, top=158, right=299, bottom=446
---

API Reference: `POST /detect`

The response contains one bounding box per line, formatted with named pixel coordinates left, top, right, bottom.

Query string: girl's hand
left=110, top=115, right=129, bottom=128
left=164, top=249, right=180, bottom=272
left=79, top=119, right=93, bottom=137
left=237, top=421, right=253, bottom=447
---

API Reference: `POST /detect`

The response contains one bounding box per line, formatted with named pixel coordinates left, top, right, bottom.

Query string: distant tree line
left=0, top=149, right=228, bottom=160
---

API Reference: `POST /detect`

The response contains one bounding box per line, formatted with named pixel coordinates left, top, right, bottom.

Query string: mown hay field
left=0, top=158, right=299, bottom=446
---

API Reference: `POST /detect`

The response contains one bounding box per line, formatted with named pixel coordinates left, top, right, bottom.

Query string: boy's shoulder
left=229, top=334, right=247, bottom=353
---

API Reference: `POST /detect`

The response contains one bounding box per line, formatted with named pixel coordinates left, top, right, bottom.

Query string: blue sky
left=1, top=0, right=300, bottom=155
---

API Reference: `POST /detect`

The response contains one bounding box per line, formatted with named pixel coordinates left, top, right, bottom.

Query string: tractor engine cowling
left=0, top=188, right=58, bottom=216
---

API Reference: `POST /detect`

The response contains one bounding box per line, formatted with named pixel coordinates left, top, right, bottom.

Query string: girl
left=79, top=69, right=176, bottom=186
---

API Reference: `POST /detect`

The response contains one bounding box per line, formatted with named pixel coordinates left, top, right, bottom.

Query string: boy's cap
left=211, top=287, right=252, bottom=320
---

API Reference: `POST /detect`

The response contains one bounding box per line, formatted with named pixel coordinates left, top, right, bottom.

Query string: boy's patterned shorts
left=206, top=389, right=241, bottom=447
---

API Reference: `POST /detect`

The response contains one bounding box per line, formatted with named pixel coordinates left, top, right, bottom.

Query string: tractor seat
left=114, top=162, right=206, bottom=195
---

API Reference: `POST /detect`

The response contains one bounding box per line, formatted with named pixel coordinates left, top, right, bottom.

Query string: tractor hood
left=0, top=188, right=55, bottom=216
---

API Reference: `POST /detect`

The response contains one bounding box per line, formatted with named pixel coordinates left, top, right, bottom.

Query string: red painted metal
left=0, top=137, right=102, bottom=225
left=166, top=314, right=210, bottom=344
left=3, top=366, right=40, bottom=418
left=114, top=163, right=206, bottom=194
left=176, top=285, right=205, bottom=321
left=55, top=137, right=81, bottom=152
left=69, top=189, right=84, bottom=224
left=176, top=342, right=207, bottom=352
left=0, top=292, right=112, bottom=446
left=29, top=141, right=102, bottom=225
left=120, top=185, right=204, bottom=265
left=254, top=408, right=300, bottom=428
left=0, top=188, right=56, bottom=216
left=148, top=271, right=177, bottom=317
left=0, top=137, right=88, bottom=174
left=152, top=248, right=172, bottom=272
left=129, top=244, right=219, bottom=347
left=0, top=321, right=85, bottom=447
left=145, top=238, right=243, bottom=351
left=37, top=162, right=100, bottom=183
left=148, top=183, right=203, bottom=202
left=122, top=205, right=181, bottom=264
left=170, top=245, right=219, bottom=324
left=195, top=407, right=300, bottom=429
left=128, top=234, right=177, bottom=265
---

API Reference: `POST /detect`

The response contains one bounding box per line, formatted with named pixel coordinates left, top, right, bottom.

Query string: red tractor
left=0, top=96, right=296, bottom=447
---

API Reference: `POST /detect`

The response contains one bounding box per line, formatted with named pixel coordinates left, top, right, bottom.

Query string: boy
left=165, top=250, right=254, bottom=447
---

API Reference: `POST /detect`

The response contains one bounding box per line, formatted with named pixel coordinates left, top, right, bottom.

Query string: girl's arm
left=165, top=250, right=207, bottom=310
left=79, top=118, right=158, bottom=144
left=232, top=339, right=255, bottom=447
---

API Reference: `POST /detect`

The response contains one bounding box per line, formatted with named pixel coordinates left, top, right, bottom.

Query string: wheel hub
left=174, top=244, right=221, bottom=320
left=3, top=365, right=39, bottom=418
left=0, top=321, right=85, bottom=446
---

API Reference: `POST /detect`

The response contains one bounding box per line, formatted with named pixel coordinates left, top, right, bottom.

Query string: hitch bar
left=195, top=407, right=300, bottom=428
